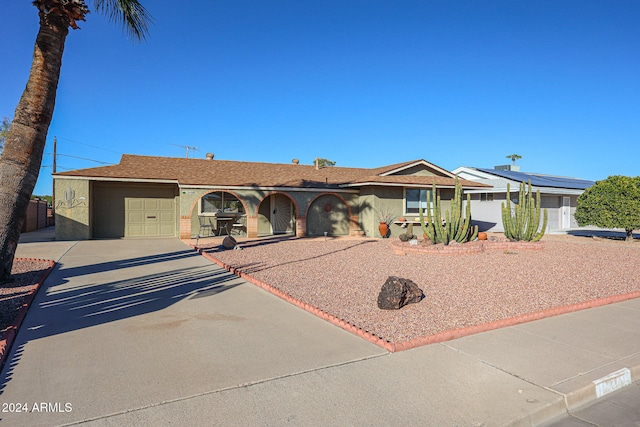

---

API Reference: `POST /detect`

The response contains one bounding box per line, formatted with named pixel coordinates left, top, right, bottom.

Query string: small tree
left=506, top=153, right=522, bottom=166
left=575, top=175, right=640, bottom=241
left=314, top=158, right=336, bottom=167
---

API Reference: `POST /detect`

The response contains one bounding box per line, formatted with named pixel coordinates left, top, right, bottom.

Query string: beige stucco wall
left=358, top=186, right=460, bottom=238
left=358, top=189, right=376, bottom=237
left=54, top=177, right=91, bottom=240
left=306, top=194, right=350, bottom=236
left=393, top=165, right=438, bottom=176
left=357, top=187, right=405, bottom=238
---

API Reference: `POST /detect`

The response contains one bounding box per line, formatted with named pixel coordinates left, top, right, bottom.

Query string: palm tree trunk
left=0, top=13, right=68, bottom=283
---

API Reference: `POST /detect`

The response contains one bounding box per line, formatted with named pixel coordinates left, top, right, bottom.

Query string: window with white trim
left=404, top=188, right=434, bottom=214
left=200, top=192, right=243, bottom=215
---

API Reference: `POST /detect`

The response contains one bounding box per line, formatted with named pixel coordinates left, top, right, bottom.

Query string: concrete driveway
left=3, top=237, right=385, bottom=426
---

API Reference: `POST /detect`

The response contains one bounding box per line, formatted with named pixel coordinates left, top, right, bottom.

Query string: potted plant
left=376, top=207, right=395, bottom=238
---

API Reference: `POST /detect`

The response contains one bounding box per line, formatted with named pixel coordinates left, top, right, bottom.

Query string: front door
left=561, top=196, right=571, bottom=229
left=271, top=194, right=294, bottom=234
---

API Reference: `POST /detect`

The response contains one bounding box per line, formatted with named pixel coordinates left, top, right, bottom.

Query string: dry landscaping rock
left=377, top=276, right=424, bottom=310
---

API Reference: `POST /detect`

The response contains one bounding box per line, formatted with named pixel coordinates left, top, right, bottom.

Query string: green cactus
left=419, top=177, right=478, bottom=245
left=501, top=180, right=548, bottom=242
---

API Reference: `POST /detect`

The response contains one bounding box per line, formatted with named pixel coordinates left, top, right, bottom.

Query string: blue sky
left=3, top=1, right=639, bottom=196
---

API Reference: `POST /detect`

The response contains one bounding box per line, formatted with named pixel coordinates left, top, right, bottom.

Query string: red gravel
left=203, top=235, right=640, bottom=343
left=0, top=259, right=52, bottom=339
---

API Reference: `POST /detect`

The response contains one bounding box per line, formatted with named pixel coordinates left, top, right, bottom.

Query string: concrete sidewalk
left=1, top=230, right=639, bottom=426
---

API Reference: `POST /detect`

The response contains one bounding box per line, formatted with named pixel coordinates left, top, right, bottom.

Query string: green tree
left=0, top=1, right=152, bottom=283
left=575, top=175, right=640, bottom=241
left=314, top=158, right=336, bottom=167
left=0, top=117, right=10, bottom=152
left=506, top=153, right=522, bottom=165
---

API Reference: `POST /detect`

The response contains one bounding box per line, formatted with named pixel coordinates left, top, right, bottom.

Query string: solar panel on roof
left=476, top=168, right=594, bottom=190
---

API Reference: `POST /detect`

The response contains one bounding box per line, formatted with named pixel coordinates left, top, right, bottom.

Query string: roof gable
left=374, top=159, right=456, bottom=178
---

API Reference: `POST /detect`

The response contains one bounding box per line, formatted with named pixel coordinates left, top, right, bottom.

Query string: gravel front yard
left=204, top=235, right=640, bottom=343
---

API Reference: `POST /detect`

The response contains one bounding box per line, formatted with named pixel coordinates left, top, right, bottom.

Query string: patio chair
left=215, top=217, right=231, bottom=236
left=198, top=216, right=214, bottom=237
left=231, top=215, right=246, bottom=236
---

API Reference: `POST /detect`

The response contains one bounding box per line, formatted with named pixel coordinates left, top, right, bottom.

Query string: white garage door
left=125, top=197, right=175, bottom=237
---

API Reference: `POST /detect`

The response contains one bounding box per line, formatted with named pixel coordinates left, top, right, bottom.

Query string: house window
left=201, top=191, right=243, bottom=215
left=480, top=193, right=494, bottom=202
left=405, top=188, right=434, bottom=214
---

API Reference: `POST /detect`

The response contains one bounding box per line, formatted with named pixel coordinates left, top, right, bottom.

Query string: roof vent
left=205, top=153, right=214, bottom=160
left=292, top=158, right=299, bottom=165
left=495, top=164, right=519, bottom=172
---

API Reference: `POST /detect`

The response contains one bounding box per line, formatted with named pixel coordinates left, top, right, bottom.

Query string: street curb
left=0, top=258, right=55, bottom=371
left=513, top=364, right=640, bottom=427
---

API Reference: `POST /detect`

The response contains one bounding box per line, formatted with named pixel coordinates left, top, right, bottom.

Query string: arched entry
left=194, top=190, right=248, bottom=237
left=306, top=194, right=350, bottom=236
left=257, top=193, right=296, bottom=236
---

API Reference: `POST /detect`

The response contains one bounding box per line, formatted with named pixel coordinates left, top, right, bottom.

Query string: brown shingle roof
left=55, top=155, right=489, bottom=189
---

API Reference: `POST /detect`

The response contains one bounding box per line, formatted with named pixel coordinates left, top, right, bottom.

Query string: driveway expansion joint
left=55, top=352, right=391, bottom=426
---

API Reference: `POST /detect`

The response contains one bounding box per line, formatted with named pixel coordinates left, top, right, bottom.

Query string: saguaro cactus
left=501, top=180, right=548, bottom=242
left=419, top=178, right=478, bottom=245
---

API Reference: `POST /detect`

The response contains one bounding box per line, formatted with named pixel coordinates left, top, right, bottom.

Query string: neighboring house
left=52, top=154, right=489, bottom=241
left=452, top=165, right=595, bottom=232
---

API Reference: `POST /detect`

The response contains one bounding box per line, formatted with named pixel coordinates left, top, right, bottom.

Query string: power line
left=54, top=136, right=121, bottom=154
left=56, top=153, right=114, bottom=164
left=41, top=164, right=73, bottom=171
left=44, top=152, right=114, bottom=165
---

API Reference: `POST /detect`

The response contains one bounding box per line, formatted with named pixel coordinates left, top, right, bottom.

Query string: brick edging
left=391, top=239, right=544, bottom=255
left=0, top=258, right=56, bottom=370
left=192, top=245, right=640, bottom=353
left=388, top=291, right=640, bottom=351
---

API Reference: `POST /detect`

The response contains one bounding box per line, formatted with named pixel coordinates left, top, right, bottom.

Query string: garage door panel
left=160, top=224, right=174, bottom=235
left=159, top=199, right=173, bottom=210
left=144, top=199, right=159, bottom=210
left=127, top=211, right=144, bottom=223
left=128, top=225, right=144, bottom=237
left=144, top=215, right=158, bottom=223
left=128, top=199, right=144, bottom=210
left=144, top=224, right=159, bottom=235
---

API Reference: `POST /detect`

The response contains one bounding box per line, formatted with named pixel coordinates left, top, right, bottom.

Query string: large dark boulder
left=377, top=276, right=424, bottom=310
left=222, top=235, right=237, bottom=250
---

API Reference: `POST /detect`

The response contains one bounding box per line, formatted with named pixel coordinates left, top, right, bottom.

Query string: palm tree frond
left=94, top=0, right=153, bottom=41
